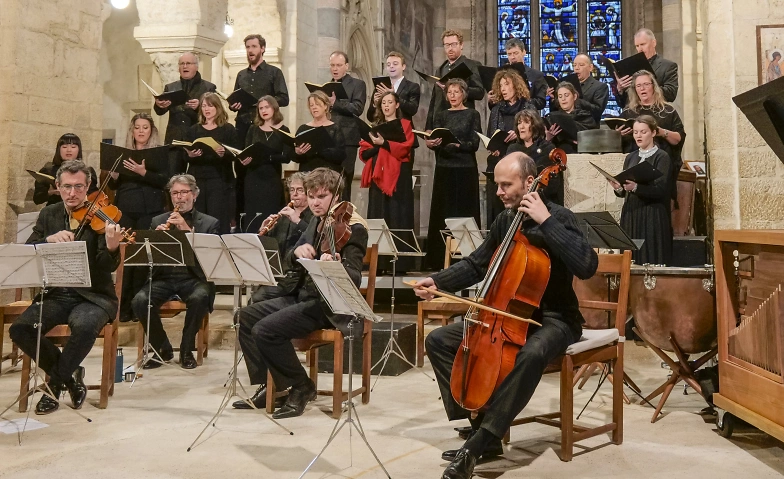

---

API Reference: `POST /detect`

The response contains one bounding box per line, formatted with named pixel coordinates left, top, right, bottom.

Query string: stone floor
left=1, top=305, right=784, bottom=478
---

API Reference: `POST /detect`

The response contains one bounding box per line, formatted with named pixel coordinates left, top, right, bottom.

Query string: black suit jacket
left=27, top=203, right=121, bottom=318
left=618, top=54, right=679, bottom=107
left=266, top=208, right=314, bottom=261
left=331, top=74, right=368, bottom=148
left=551, top=76, right=608, bottom=123
left=153, top=76, right=216, bottom=144
left=425, top=56, right=486, bottom=130
left=366, top=77, right=421, bottom=147
left=520, top=64, right=549, bottom=110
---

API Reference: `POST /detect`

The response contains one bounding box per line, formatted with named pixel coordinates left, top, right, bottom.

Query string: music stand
left=123, top=230, right=193, bottom=382
left=365, top=219, right=433, bottom=387
left=16, top=212, right=39, bottom=244
left=574, top=211, right=639, bottom=251
left=186, top=232, right=292, bottom=450
left=296, top=259, right=390, bottom=479
left=0, top=242, right=93, bottom=444
left=442, top=217, right=486, bottom=259
left=258, top=236, right=284, bottom=277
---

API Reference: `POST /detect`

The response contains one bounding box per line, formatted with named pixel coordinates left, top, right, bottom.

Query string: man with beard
left=153, top=52, right=216, bottom=174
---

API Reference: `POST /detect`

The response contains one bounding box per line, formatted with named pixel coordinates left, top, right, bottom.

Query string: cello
left=447, top=149, right=568, bottom=411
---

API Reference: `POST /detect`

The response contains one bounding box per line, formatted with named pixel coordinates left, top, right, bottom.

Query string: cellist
left=413, top=152, right=598, bottom=479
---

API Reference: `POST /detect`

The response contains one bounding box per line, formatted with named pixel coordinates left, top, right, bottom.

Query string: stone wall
left=0, top=0, right=106, bottom=242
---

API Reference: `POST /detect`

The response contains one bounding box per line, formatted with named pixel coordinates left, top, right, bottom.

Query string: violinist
left=234, top=168, right=368, bottom=417
left=9, top=160, right=123, bottom=415
left=412, top=152, right=598, bottom=479
left=131, top=174, right=219, bottom=370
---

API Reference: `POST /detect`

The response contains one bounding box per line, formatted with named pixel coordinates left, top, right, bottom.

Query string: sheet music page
left=221, top=234, right=276, bottom=286
left=187, top=233, right=240, bottom=285
left=298, top=259, right=381, bottom=322
left=0, top=244, right=43, bottom=289
left=365, top=219, right=397, bottom=255
left=445, top=217, right=484, bottom=256
left=35, top=241, right=91, bottom=288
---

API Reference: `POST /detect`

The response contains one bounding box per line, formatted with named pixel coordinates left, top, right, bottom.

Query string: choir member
left=235, top=168, right=368, bottom=417
left=184, top=92, right=240, bottom=234
left=153, top=52, right=216, bottom=173
left=504, top=38, right=548, bottom=110
left=425, top=79, right=482, bottom=270
left=10, top=161, right=122, bottom=415
left=507, top=110, right=561, bottom=205
left=548, top=53, right=608, bottom=123
left=293, top=91, right=346, bottom=173
left=327, top=51, right=367, bottom=202
left=34, top=133, right=98, bottom=206
left=425, top=30, right=485, bottom=130
left=616, top=70, right=685, bottom=199
left=132, top=175, right=220, bottom=370
left=545, top=82, right=597, bottom=154
left=239, top=95, right=293, bottom=228
left=607, top=115, right=673, bottom=265
left=359, top=91, right=415, bottom=233
left=485, top=69, right=536, bottom=222
left=615, top=28, right=679, bottom=105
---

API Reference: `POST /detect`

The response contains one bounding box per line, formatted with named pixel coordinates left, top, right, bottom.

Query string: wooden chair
left=506, top=251, right=631, bottom=461
left=0, top=289, right=25, bottom=373
left=13, top=244, right=127, bottom=411
left=135, top=303, right=209, bottom=366
left=266, top=244, right=378, bottom=419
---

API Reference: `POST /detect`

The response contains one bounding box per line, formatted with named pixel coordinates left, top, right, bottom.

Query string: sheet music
left=16, top=212, right=39, bottom=244
left=444, top=217, right=484, bottom=257
left=221, top=234, right=276, bottom=286
left=298, top=259, right=381, bottom=322
left=35, top=241, right=91, bottom=288
left=187, top=233, right=240, bottom=285
left=0, top=244, right=43, bottom=289
left=366, top=219, right=398, bottom=256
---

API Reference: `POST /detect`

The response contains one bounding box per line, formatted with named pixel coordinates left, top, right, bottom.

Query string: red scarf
left=358, top=118, right=414, bottom=196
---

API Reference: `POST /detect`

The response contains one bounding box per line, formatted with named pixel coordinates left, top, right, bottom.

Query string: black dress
left=242, top=125, right=294, bottom=230
left=547, top=107, right=597, bottom=154
left=485, top=99, right=535, bottom=223
left=426, top=108, right=482, bottom=270
left=185, top=123, right=240, bottom=234
left=507, top=137, right=562, bottom=205
left=293, top=123, right=346, bottom=173
left=615, top=148, right=673, bottom=265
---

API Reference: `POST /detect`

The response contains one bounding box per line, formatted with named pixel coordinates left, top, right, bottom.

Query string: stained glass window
left=586, top=1, right=622, bottom=116
left=497, top=1, right=532, bottom=67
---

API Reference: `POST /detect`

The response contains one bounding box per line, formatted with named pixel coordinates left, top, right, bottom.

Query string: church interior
left=1, top=0, right=784, bottom=477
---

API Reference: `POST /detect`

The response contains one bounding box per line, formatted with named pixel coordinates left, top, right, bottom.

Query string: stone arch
left=346, top=25, right=378, bottom=96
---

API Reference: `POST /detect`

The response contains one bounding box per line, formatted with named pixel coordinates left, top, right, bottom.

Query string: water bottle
left=115, top=348, right=124, bottom=383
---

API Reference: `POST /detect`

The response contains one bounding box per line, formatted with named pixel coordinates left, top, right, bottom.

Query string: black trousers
left=194, top=177, right=234, bottom=234
left=341, top=146, right=358, bottom=202
left=9, top=289, right=110, bottom=384
left=238, top=291, right=332, bottom=388
left=131, top=275, right=211, bottom=353
left=425, top=317, right=579, bottom=438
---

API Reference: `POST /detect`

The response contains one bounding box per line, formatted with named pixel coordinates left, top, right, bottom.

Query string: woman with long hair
left=293, top=91, right=346, bottom=172
left=184, top=92, right=240, bottom=233
left=544, top=82, right=597, bottom=154
left=425, top=78, right=482, bottom=270
left=507, top=109, right=562, bottom=205
left=238, top=95, right=294, bottom=230
left=34, top=133, right=98, bottom=205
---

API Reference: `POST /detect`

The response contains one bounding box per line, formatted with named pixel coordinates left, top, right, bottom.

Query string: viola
left=449, top=148, right=568, bottom=411
left=71, top=191, right=136, bottom=243
left=316, top=201, right=354, bottom=257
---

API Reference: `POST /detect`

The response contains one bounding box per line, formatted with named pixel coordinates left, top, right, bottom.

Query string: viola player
left=234, top=168, right=368, bottom=418
left=412, top=152, right=598, bottom=479
left=10, top=160, right=123, bottom=415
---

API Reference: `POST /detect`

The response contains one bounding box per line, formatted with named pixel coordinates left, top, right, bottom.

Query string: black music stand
left=123, top=230, right=194, bottom=383
left=574, top=211, right=639, bottom=251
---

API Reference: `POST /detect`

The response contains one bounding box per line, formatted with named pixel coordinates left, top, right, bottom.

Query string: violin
left=71, top=191, right=136, bottom=243
left=449, top=148, right=568, bottom=411
left=259, top=202, right=294, bottom=236
left=316, top=201, right=354, bottom=257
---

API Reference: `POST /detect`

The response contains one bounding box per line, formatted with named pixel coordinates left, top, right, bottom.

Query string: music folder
left=544, top=73, right=583, bottom=97
left=603, top=52, right=655, bottom=79
left=412, top=128, right=461, bottom=145
left=26, top=170, right=55, bottom=185
left=99, top=143, right=170, bottom=178
left=275, top=126, right=335, bottom=152
left=356, top=117, right=408, bottom=144
left=224, top=88, right=259, bottom=107
left=477, top=130, right=509, bottom=153
left=372, top=76, right=393, bottom=90
left=574, top=211, right=638, bottom=251
left=415, top=62, right=473, bottom=84
left=141, top=79, right=188, bottom=107
left=544, top=112, right=579, bottom=142
left=602, top=118, right=636, bottom=130
left=223, top=142, right=282, bottom=166
left=304, top=81, right=348, bottom=100
left=590, top=160, right=663, bottom=185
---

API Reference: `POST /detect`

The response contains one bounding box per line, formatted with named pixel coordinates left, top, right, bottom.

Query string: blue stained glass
left=498, top=1, right=532, bottom=67
left=540, top=0, right=578, bottom=49
left=541, top=48, right=577, bottom=78
left=586, top=1, right=623, bottom=116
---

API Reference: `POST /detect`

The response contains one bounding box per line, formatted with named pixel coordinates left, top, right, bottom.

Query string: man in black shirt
left=504, top=38, right=548, bottom=110
left=413, top=152, right=598, bottom=479
left=615, top=28, right=679, bottom=105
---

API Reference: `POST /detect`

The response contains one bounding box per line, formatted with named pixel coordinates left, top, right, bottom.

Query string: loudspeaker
left=671, top=236, right=708, bottom=267
left=317, top=322, right=416, bottom=376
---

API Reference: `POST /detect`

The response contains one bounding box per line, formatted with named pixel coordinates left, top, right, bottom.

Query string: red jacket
left=358, top=118, right=414, bottom=196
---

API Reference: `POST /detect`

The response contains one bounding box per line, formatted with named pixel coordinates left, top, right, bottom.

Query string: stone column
left=317, top=0, right=342, bottom=82
left=0, top=0, right=106, bottom=242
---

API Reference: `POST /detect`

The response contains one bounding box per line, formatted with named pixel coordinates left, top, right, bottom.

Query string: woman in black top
left=545, top=82, right=597, bottom=154
left=34, top=133, right=98, bottom=206
left=507, top=110, right=562, bottom=205
left=486, top=69, right=536, bottom=221
left=184, top=92, right=240, bottom=233
left=425, top=79, right=482, bottom=270
left=239, top=95, right=293, bottom=230
left=293, top=91, right=346, bottom=173
left=607, top=115, right=673, bottom=265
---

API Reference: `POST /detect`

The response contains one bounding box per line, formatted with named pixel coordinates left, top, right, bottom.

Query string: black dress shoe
left=233, top=384, right=267, bottom=409
left=441, top=448, right=477, bottom=479
left=35, top=382, right=63, bottom=415
left=272, top=380, right=317, bottom=419
left=441, top=439, right=503, bottom=462
left=66, top=366, right=88, bottom=410
left=179, top=351, right=197, bottom=369
left=143, top=348, right=174, bottom=369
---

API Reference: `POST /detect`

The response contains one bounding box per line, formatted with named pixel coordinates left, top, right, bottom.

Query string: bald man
left=154, top=52, right=217, bottom=173
left=549, top=53, right=608, bottom=123
left=414, top=152, right=598, bottom=479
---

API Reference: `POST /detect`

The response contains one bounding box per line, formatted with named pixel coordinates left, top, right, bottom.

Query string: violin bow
left=404, top=281, right=542, bottom=327
left=74, top=154, right=123, bottom=240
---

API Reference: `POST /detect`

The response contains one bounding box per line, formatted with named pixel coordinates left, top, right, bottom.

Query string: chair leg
left=19, top=355, right=32, bottom=413
left=612, top=347, right=624, bottom=444
left=136, top=323, right=144, bottom=363
left=203, top=314, right=210, bottom=358
left=266, top=370, right=276, bottom=414
left=308, top=349, right=319, bottom=390
left=332, top=339, right=343, bottom=419
left=560, top=355, right=574, bottom=462
left=572, top=364, right=591, bottom=387
left=577, top=363, right=599, bottom=389
left=99, top=327, right=113, bottom=409
left=417, top=305, right=425, bottom=368
left=196, top=315, right=205, bottom=366
left=362, top=328, right=371, bottom=404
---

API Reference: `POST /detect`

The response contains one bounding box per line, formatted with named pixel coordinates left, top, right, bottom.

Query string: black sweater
left=431, top=203, right=598, bottom=334
left=186, top=123, right=240, bottom=181
left=293, top=123, right=346, bottom=172
left=431, top=108, right=482, bottom=168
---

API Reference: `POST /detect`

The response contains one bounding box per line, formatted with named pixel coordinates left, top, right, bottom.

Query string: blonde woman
left=293, top=90, right=346, bottom=172
left=184, top=92, right=240, bottom=233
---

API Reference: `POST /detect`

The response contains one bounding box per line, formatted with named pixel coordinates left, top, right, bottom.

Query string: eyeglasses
left=59, top=184, right=86, bottom=192
left=170, top=190, right=192, bottom=197
left=635, top=82, right=653, bottom=88
left=288, top=187, right=305, bottom=194
left=443, top=42, right=460, bottom=48
left=178, top=62, right=197, bottom=66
